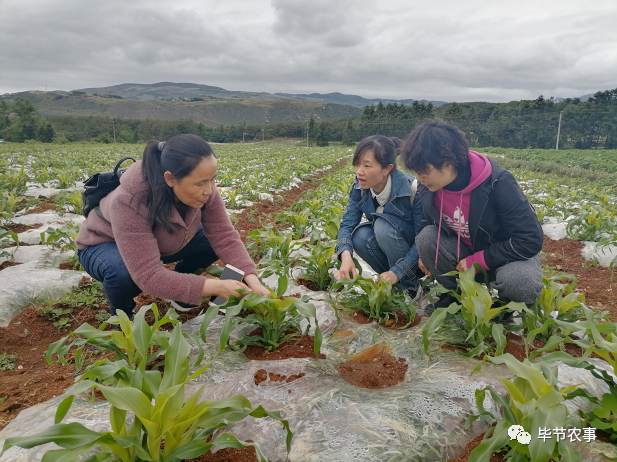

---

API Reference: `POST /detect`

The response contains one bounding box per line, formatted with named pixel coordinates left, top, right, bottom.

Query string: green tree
left=315, top=122, right=330, bottom=146
left=342, top=118, right=355, bottom=146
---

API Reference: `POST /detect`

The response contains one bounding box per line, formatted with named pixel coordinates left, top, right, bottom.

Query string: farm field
left=0, top=143, right=617, bottom=461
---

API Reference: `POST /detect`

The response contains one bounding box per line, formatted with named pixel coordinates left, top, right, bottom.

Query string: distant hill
left=73, top=82, right=448, bottom=107
left=554, top=94, right=594, bottom=103
left=0, top=90, right=362, bottom=126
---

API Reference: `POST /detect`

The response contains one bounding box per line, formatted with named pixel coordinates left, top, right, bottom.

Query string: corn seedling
left=201, top=291, right=322, bottom=355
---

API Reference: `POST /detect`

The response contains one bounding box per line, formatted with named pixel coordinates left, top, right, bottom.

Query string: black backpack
left=82, top=156, right=136, bottom=218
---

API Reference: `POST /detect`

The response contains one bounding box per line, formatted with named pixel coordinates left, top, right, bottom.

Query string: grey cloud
left=0, top=0, right=615, bottom=101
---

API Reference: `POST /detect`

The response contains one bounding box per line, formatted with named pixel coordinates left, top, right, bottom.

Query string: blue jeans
left=77, top=225, right=219, bottom=318
left=352, top=217, right=420, bottom=292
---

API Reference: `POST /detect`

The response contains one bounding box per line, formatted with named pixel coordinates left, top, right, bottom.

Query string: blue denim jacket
left=336, top=168, right=424, bottom=282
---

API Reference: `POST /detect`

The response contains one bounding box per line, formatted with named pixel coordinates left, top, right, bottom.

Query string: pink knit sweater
left=76, top=161, right=257, bottom=305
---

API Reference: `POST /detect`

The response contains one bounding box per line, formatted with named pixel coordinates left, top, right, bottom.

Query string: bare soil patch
left=243, top=328, right=325, bottom=361
left=187, top=441, right=262, bottom=462
left=541, top=236, right=617, bottom=322
left=0, top=261, right=22, bottom=271
left=253, top=369, right=306, bottom=386
left=338, top=342, right=408, bottom=389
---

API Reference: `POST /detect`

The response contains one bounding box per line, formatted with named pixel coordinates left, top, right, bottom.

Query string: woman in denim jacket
left=335, top=135, right=424, bottom=298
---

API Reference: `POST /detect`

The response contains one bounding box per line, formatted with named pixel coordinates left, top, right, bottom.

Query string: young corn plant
left=5, top=313, right=292, bottom=462
left=276, top=209, right=312, bottom=240
left=466, top=354, right=583, bottom=462
left=332, top=275, right=416, bottom=327
left=520, top=273, right=586, bottom=357
left=545, top=305, right=617, bottom=442
left=0, top=227, right=19, bottom=260
left=40, top=223, right=82, bottom=270
left=201, top=291, right=322, bottom=356
left=422, top=267, right=524, bottom=357
left=46, top=304, right=203, bottom=376
left=249, top=226, right=302, bottom=294
left=295, top=241, right=337, bottom=291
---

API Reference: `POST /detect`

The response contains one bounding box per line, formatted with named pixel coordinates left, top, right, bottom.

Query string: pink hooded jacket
left=433, top=151, right=493, bottom=271
left=76, top=160, right=257, bottom=305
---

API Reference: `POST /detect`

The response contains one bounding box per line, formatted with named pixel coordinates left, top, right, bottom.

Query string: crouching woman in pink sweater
left=76, top=134, right=270, bottom=320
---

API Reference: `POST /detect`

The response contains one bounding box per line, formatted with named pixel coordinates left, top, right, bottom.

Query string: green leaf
left=55, top=395, right=74, bottom=424
left=132, top=306, right=152, bottom=362
left=492, top=323, right=506, bottom=356
left=3, top=423, right=102, bottom=451
left=97, top=385, right=152, bottom=420
left=467, top=419, right=511, bottom=462
left=529, top=406, right=565, bottom=462
left=40, top=443, right=99, bottom=462
left=160, top=324, right=190, bottom=392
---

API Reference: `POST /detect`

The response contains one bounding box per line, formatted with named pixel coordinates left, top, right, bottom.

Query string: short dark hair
left=142, top=134, right=216, bottom=234
left=402, top=119, right=469, bottom=174
left=352, top=135, right=398, bottom=170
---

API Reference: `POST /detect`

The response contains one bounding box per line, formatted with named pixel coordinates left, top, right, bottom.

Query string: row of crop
left=3, top=157, right=617, bottom=460
left=239, top=165, right=617, bottom=460
left=483, top=147, right=617, bottom=174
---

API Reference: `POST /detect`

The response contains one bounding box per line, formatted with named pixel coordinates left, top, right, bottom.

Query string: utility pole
left=306, top=120, right=309, bottom=147
left=111, top=119, right=117, bottom=143
left=555, top=111, right=563, bottom=150
left=262, top=129, right=265, bottom=141
left=242, top=132, right=249, bottom=143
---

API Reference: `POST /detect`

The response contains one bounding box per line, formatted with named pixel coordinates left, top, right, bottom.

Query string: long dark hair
left=352, top=135, right=398, bottom=170
left=402, top=119, right=469, bottom=173
left=141, top=134, right=215, bottom=234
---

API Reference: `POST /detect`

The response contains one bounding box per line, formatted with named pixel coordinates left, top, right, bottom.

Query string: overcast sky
left=1, top=0, right=616, bottom=103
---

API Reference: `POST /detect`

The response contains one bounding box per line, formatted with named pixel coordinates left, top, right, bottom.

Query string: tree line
left=1, top=89, right=615, bottom=149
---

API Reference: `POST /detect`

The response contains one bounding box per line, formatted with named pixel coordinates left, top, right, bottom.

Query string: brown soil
left=25, top=202, right=58, bottom=214
left=243, top=328, right=326, bottom=360
left=352, top=310, right=421, bottom=329
left=187, top=441, right=262, bottom=462
left=541, top=236, right=617, bottom=322
left=338, top=342, right=408, bottom=389
left=338, top=353, right=408, bottom=389
left=253, top=369, right=306, bottom=385
left=58, top=262, right=75, bottom=270
left=295, top=278, right=321, bottom=291
left=0, top=261, right=22, bottom=271
left=0, top=304, right=111, bottom=430
left=3, top=223, right=40, bottom=234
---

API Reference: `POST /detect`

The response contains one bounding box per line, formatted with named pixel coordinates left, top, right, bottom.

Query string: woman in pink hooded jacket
left=401, top=120, right=544, bottom=312
left=76, top=134, right=270, bottom=320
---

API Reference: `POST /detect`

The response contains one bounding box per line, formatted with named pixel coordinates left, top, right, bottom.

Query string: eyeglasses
left=412, top=166, right=434, bottom=180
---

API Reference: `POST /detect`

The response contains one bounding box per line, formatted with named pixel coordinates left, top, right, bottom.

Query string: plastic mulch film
left=0, top=249, right=87, bottom=327
left=3, top=282, right=616, bottom=462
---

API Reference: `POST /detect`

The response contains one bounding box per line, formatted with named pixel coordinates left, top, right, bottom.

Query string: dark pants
left=78, top=225, right=219, bottom=318
left=415, top=225, right=543, bottom=304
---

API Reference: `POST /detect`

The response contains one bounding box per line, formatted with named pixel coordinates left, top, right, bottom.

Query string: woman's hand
left=378, top=271, right=398, bottom=284
left=244, top=274, right=272, bottom=297
left=335, top=251, right=358, bottom=281
left=456, top=259, right=468, bottom=272
left=202, top=278, right=250, bottom=301
left=418, top=259, right=433, bottom=277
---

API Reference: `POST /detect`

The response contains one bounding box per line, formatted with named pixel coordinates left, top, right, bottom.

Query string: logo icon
left=508, top=425, right=531, bottom=445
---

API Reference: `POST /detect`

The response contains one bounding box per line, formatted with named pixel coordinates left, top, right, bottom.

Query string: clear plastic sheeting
left=541, top=218, right=568, bottom=241
left=0, top=247, right=86, bottom=327
left=1, top=279, right=616, bottom=461
left=581, top=241, right=617, bottom=267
